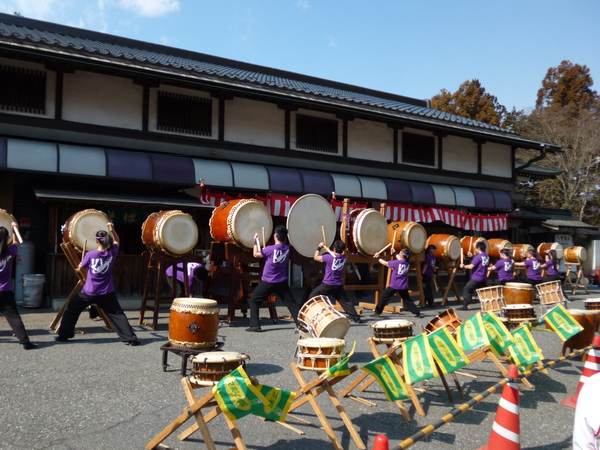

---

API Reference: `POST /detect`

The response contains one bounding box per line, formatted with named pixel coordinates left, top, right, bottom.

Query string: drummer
left=371, top=248, right=423, bottom=319
left=488, top=248, right=514, bottom=285
left=514, top=249, right=544, bottom=287
left=311, top=240, right=362, bottom=324
left=459, top=241, right=489, bottom=310
left=247, top=225, right=301, bottom=332
left=166, top=261, right=209, bottom=297
left=421, top=245, right=437, bottom=308
left=544, top=249, right=569, bottom=299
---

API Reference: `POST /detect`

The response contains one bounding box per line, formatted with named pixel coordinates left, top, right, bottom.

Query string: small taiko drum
left=476, top=285, right=505, bottom=313
left=387, top=221, right=427, bottom=253
left=504, top=282, right=534, bottom=305
left=536, top=280, right=565, bottom=305
left=512, top=244, right=534, bottom=262
left=487, top=238, right=513, bottom=259
left=425, top=308, right=463, bottom=335
left=503, top=304, right=535, bottom=321
left=62, top=209, right=110, bottom=253
left=0, top=209, right=17, bottom=245
left=584, top=299, right=600, bottom=311
left=564, top=246, right=587, bottom=264
left=564, top=309, right=599, bottom=350
left=371, top=319, right=414, bottom=342
left=460, top=236, right=489, bottom=256
left=287, top=194, right=336, bottom=258
left=297, top=338, right=345, bottom=372
left=343, top=208, right=388, bottom=257
left=298, top=296, right=350, bottom=339
left=426, top=234, right=462, bottom=261
left=142, top=210, right=198, bottom=257
left=537, top=242, right=564, bottom=260
left=190, top=352, right=249, bottom=386
left=169, top=298, right=220, bottom=350
left=209, top=199, right=272, bottom=251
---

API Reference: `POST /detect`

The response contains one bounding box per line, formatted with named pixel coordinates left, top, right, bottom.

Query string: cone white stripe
left=492, top=422, right=520, bottom=443
left=499, top=396, right=519, bottom=415
left=583, top=361, right=600, bottom=370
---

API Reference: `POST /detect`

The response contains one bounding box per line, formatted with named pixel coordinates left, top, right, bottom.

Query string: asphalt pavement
left=1, top=286, right=598, bottom=450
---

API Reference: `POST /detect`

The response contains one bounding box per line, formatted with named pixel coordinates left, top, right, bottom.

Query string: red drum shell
left=426, top=234, right=462, bottom=261
left=564, top=246, right=587, bottom=264
left=168, top=298, right=220, bottom=350
left=512, top=244, right=534, bottom=262
left=460, top=236, right=489, bottom=256
left=537, top=242, right=564, bottom=260
left=141, top=210, right=198, bottom=256
left=504, top=282, right=534, bottom=305
left=387, top=221, right=427, bottom=253
left=425, top=308, right=463, bottom=335
left=564, top=309, right=599, bottom=349
left=487, top=239, right=513, bottom=259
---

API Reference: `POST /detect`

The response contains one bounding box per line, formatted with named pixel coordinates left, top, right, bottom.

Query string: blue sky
left=0, top=0, right=598, bottom=112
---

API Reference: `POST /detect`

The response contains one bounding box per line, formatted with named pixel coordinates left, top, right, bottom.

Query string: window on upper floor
left=296, top=114, right=338, bottom=153
left=0, top=65, right=46, bottom=115
left=157, top=91, right=212, bottom=136
left=401, top=132, right=435, bottom=166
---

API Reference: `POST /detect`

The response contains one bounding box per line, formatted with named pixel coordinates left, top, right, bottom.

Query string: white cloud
left=296, top=0, right=309, bottom=12
left=118, top=0, right=179, bottom=18
left=328, top=35, right=338, bottom=49
left=0, top=0, right=68, bottom=20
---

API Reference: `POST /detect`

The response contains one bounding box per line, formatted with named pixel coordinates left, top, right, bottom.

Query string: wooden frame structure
left=564, top=262, right=589, bottom=295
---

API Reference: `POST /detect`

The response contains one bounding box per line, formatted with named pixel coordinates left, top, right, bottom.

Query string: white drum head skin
left=447, top=237, right=462, bottom=261
left=552, top=243, right=565, bottom=260
left=0, top=210, right=16, bottom=243
left=71, top=210, right=110, bottom=252
left=318, top=317, right=351, bottom=339
left=372, top=319, right=414, bottom=329
left=404, top=223, right=427, bottom=253
left=298, top=338, right=345, bottom=349
left=287, top=194, right=336, bottom=258
left=505, top=282, right=532, bottom=289
left=231, top=200, right=273, bottom=250
left=159, top=212, right=198, bottom=255
left=354, top=209, right=388, bottom=256
left=192, top=351, right=247, bottom=363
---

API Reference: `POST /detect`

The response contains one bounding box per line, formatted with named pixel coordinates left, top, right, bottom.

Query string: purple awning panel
left=472, top=188, right=495, bottom=208
left=299, top=170, right=334, bottom=196
left=492, top=190, right=512, bottom=210
left=151, top=154, right=195, bottom=184
left=409, top=181, right=435, bottom=205
left=106, top=149, right=152, bottom=180
left=384, top=179, right=411, bottom=203
left=266, top=166, right=303, bottom=193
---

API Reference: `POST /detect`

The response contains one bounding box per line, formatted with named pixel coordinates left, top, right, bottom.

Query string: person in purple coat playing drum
left=459, top=241, right=489, bottom=310
left=311, top=240, right=362, bottom=323
left=488, top=248, right=515, bottom=286
left=421, top=245, right=437, bottom=308
left=514, top=249, right=544, bottom=287
left=247, top=224, right=301, bottom=332
left=371, top=248, right=423, bottom=319
left=55, top=223, right=140, bottom=345
left=166, top=262, right=209, bottom=297
left=544, top=249, right=569, bottom=299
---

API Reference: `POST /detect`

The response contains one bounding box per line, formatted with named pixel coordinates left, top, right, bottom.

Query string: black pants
left=375, top=287, right=420, bottom=316
left=309, top=283, right=360, bottom=321
left=422, top=274, right=434, bottom=307
left=249, top=281, right=300, bottom=328
left=526, top=278, right=543, bottom=288
left=0, top=290, right=31, bottom=344
left=462, top=279, right=488, bottom=307
left=58, top=292, right=138, bottom=343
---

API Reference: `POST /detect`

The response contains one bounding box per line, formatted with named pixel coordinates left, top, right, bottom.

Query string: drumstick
left=321, top=226, right=327, bottom=246
left=375, top=243, right=392, bottom=256
left=82, top=239, right=87, bottom=261
left=12, top=225, right=23, bottom=244
left=262, top=227, right=266, bottom=249
left=460, top=248, right=464, bottom=266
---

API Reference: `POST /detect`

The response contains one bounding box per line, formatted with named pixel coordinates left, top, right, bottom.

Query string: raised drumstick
left=375, top=242, right=392, bottom=256
left=262, top=227, right=266, bottom=250
left=321, top=225, right=327, bottom=246
left=392, top=231, right=397, bottom=252
left=12, top=225, right=23, bottom=244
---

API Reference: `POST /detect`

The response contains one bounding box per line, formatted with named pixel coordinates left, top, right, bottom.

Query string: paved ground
left=1, top=286, right=598, bottom=450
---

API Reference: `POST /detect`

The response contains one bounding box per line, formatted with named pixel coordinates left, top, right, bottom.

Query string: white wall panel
left=347, top=118, right=393, bottom=161
left=225, top=98, right=285, bottom=148
left=443, top=135, right=478, bottom=173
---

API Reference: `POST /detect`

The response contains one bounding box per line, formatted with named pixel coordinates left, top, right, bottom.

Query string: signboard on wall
left=555, top=234, right=574, bottom=247
left=105, top=207, right=148, bottom=226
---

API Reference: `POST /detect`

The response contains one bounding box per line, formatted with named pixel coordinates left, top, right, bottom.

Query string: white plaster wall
left=399, top=128, right=438, bottom=167
left=291, top=109, right=341, bottom=154
left=482, top=142, right=512, bottom=177
left=443, top=135, right=478, bottom=173
left=224, top=98, right=285, bottom=147
left=62, top=71, right=142, bottom=129
left=0, top=57, right=55, bottom=118
left=348, top=118, right=393, bottom=161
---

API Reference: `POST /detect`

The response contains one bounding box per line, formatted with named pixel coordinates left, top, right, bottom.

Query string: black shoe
left=245, top=327, right=263, bottom=332
left=414, top=313, right=424, bottom=319
left=459, top=306, right=469, bottom=311
left=126, top=340, right=141, bottom=346
left=55, top=336, right=69, bottom=342
left=22, top=342, right=38, bottom=350
left=354, top=318, right=363, bottom=324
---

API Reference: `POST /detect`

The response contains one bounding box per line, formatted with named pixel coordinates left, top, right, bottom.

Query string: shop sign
left=555, top=234, right=573, bottom=247
left=105, top=207, right=147, bottom=225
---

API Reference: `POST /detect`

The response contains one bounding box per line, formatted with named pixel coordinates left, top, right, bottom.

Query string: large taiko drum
left=168, top=298, right=220, bottom=350
left=425, top=308, right=463, bottom=335
left=142, top=210, right=198, bottom=257
left=0, top=209, right=18, bottom=245
left=511, top=244, right=534, bottom=262
left=387, top=221, right=427, bottom=253
left=297, top=338, right=346, bottom=372
left=298, top=295, right=350, bottom=339
left=62, top=209, right=110, bottom=253
left=537, top=242, right=564, bottom=260
left=564, top=246, right=587, bottom=264
left=209, top=199, right=272, bottom=252
left=460, top=236, right=489, bottom=256
left=504, top=282, right=534, bottom=305
left=371, top=319, right=414, bottom=342
left=488, top=239, right=513, bottom=258
left=564, top=309, right=599, bottom=350
left=287, top=194, right=336, bottom=258
left=190, top=352, right=249, bottom=386
left=426, top=234, right=462, bottom=261
left=344, top=208, right=388, bottom=257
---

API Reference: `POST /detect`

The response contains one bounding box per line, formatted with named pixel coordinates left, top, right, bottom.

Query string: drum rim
left=298, top=337, right=345, bottom=347
left=388, top=221, right=427, bottom=253
left=372, top=319, right=415, bottom=328
left=504, top=282, right=533, bottom=289
left=287, top=194, right=336, bottom=258
left=229, top=199, right=272, bottom=251
left=353, top=209, right=388, bottom=256
left=172, top=297, right=218, bottom=306
left=503, top=304, right=534, bottom=309
left=191, top=351, right=249, bottom=363
left=156, top=210, right=198, bottom=256
left=67, top=209, right=110, bottom=251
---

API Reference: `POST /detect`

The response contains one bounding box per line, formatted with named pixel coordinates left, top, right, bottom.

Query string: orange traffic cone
left=372, top=434, right=389, bottom=450
left=561, top=334, right=600, bottom=408
left=477, top=364, right=520, bottom=450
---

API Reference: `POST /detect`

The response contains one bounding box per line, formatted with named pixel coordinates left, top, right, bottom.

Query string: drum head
left=446, top=237, right=462, bottom=261
left=354, top=209, right=388, bottom=256
left=159, top=212, right=198, bottom=255
left=388, top=222, right=427, bottom=253
left=319, top=317, right=351, bottom=339
left=298, top=337, right=345, bottom=348
left=504, top=282, right=532, bottom=289
left=0, top=210, right=16, bottom=243
left=372, top=319, right=414, bottom=329
left=172, top=298, right=218, bottom=308
left=287, top=194, right=336, bottom=258
left=231, top=200, right=273, bottom=250
left=69, top=210, right=110, bottom=252
left=191, top=351, right=247, bottom=363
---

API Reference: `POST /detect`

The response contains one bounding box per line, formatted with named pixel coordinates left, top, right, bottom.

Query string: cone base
left=560, top=394, right=577, bottom=408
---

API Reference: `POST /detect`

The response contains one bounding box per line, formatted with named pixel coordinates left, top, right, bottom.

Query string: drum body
left=387, top=221, right=427, bottom=253
left=564, top=309, right=599, bottom=349
left=504, top=282, right=534, bottom=305
left=564, top=246, right=587, bottom=264
left=297, top=338, right=346, bottom=372
left=476, top=285, right=504, bottom=313
left=488, top=239, right=513, bottom=259
left=460, top=236, right=488, bottom=256
left=536, top=280, right=565, bottom=305
left=169, top=298, right=220, bottom=350
left=372, top=319, right=414, bottom=342
left=426, top=234, right=462, bottom=261
left=512, top=244, right=534, bottom=262
left=142, top=210, right=198, bottom=256
left=0, top=209, right=17, bottom=245
left=425, top=308, right=463, bottom=334
left=287, top=194, right=336, bottom=258
left=537, top=242, right=564, bottom=260
left=190, top=352, right=249, bottom=386
left=584, top=299, right=600, bottom=311
left=345, top=209, right=388, bottom=257
left=298, top=295, right=350, bottom=339
left=209, top=199, right=272, bottom=251
left=503, top=304, right=535, bottom=320
left=62, top=209, right=110, bottom=253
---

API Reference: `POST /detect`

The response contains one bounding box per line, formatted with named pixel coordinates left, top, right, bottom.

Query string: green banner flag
left=427, top=326, right=470, bottom=374
left=361, top=355, right=410, bottom=401
left=402, top=333, right=438, bottom=384
left=326, top=341, right=356, bottom=378
left=212, top=366, right=263, bottom=421
left=457, top=312, right=490, bottom=351
left=482, top=311, right=514, bottom=355
left=255, top=385, right=296, bottom=422
left=542, top=304, right=584, bottom=341
left=508, top=326, right=544, bottom=369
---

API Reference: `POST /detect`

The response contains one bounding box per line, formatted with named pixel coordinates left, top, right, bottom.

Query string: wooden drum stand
left=565, top=261, right=589, bottom=295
